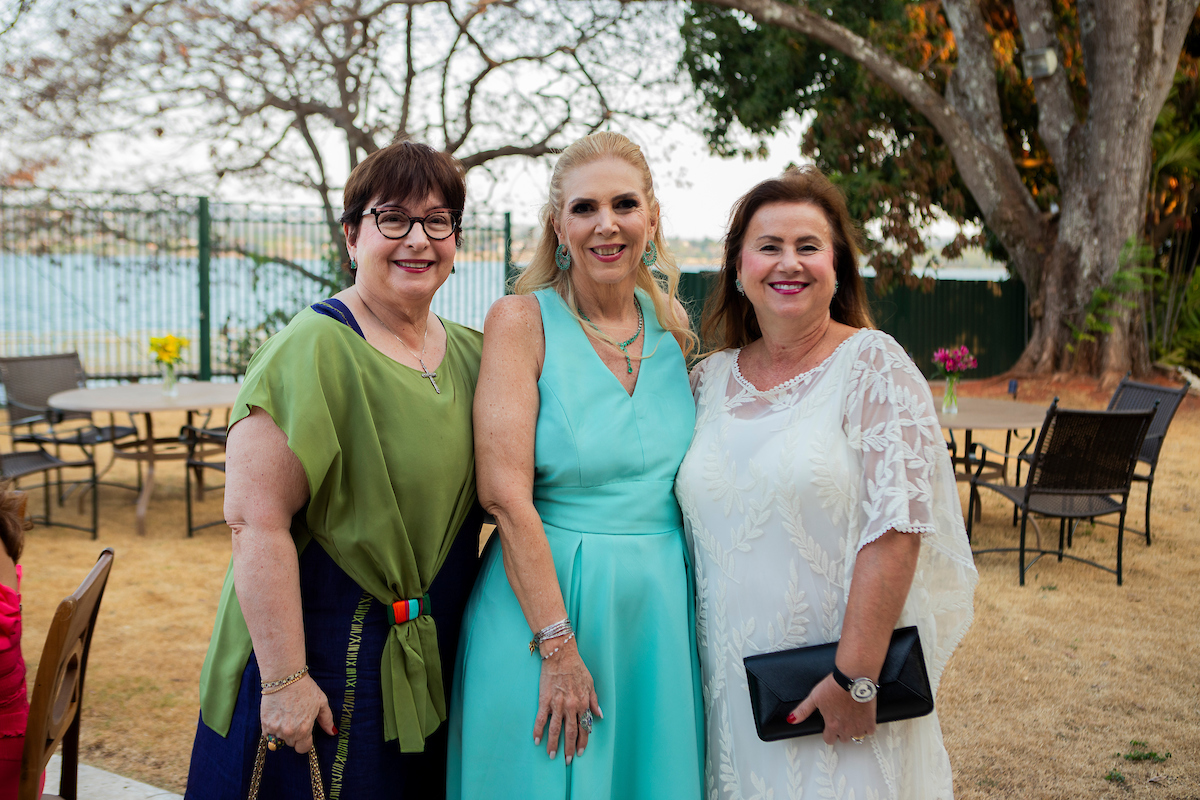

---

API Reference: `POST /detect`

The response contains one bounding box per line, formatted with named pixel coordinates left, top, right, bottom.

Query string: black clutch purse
left=742, top=626, right=934, bottom=741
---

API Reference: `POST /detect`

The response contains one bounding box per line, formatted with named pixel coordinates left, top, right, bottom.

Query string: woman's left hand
left=788, top=673, right=876, bottom=746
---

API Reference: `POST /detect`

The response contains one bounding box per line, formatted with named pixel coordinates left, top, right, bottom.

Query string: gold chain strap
left=247, top=734, right=326, bottom=800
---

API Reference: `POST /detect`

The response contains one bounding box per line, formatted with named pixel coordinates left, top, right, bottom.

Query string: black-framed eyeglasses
left=362, top=208, right=461, bottom=240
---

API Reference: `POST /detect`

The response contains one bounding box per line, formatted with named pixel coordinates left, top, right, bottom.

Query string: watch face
left=850, top=678, right=877, bottom=703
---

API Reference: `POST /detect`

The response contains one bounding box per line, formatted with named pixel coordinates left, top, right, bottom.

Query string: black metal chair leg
left=966, top=487, right=976, bottom=541
left=1058, top=518, right=1066, bottom=561
left=90, top=461, right=99, bottom=539
left=1143, top=479, right=1153, bottom=545
left=185, top=456, right=194, bottom=538
left=1116, top=510, right=1126, bottom=586
left=1019, top=511, right=1029, bottom=586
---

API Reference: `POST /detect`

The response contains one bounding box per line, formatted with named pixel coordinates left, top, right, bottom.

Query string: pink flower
left=933, top=345, right=977, bottom=376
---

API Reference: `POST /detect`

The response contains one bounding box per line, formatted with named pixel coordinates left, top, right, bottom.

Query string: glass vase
left=161, top=362, right=178, bottom=397
left=942, top=374, right=958, bottom=415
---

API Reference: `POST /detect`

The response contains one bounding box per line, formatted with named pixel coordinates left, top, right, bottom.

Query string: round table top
left=49, top=381, right=241, bottom=413
left=936, top=396, right=1049, bottom=431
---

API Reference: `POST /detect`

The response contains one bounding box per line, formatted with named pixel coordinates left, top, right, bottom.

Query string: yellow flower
left=150, top=334, right=189, bottom=365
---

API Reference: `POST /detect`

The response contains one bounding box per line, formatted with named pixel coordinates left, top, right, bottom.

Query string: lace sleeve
left=842, top=333, right=945, bottom=550
left=842, top=332, right=978, bottom=696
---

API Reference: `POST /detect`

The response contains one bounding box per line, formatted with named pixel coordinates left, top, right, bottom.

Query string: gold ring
left=851, top=736, right=864, bottom=744
left=266, top=733, right=281, bottom=751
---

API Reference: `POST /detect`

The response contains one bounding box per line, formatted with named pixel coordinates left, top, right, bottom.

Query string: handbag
left=246, top=734, right=327, bottom=800
left=742, top=625, right=933, bottom=741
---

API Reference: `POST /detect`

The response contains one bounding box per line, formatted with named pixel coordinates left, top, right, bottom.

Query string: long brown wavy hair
left=701, top=166, right=873, bottom=352
left=514, top=131, right=696, bottom=358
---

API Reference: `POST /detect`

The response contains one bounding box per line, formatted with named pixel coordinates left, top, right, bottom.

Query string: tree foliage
left=678, top=0, right=1199, bottom=377
left=681, top=0, right=1093, bottom=289
left=1, top=0, right=680, bottom=253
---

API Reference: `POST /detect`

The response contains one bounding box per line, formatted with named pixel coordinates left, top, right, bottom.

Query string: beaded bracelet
left=529, top=617, right=573, bottom=654
left=260, top=665, right=310, bottom=695
left=541, top=631, right=575, bottom=661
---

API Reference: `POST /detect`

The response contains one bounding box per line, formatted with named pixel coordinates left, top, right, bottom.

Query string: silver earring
left=735, top=278, right=745, bottom=296
left=350, top=259, right=357, bottom=270
left=555, top=244, right=571, bottom=270
left=834, top=279, right=839, bottom=295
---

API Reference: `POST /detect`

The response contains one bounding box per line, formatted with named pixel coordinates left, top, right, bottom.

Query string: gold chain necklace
left=358, top=294, right=440, bottom=394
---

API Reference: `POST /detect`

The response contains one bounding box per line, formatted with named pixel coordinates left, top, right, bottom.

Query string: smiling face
left=345, top=191, right=457, bottom=306
left=553, top=157, right=657, bottom=290
left=737, top=201, right=838, bottom=328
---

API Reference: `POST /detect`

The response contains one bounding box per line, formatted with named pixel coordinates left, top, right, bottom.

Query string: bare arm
left=789, top=529, right=921, bottom=744
left=474, top=294, right=600, bottom=763
left=225, top=406, right=335, bottom=753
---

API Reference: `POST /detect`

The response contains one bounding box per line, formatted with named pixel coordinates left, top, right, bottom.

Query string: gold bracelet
left=260, top=665, right=309, bottom=695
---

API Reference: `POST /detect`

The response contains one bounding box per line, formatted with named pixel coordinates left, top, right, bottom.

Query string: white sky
left=481, top=125, right=808, bottom=241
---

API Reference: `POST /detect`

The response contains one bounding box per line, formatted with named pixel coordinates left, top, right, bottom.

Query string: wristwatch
left=832, top=665, right=878, bottom=703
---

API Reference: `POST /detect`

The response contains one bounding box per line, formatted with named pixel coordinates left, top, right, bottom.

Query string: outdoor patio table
left=936, top=396, right=1050, bottom=483
left=48, top=382, right=240, bottom=536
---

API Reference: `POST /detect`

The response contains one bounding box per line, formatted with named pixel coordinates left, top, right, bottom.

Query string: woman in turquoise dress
left=449, top=132, right=704, bottom=799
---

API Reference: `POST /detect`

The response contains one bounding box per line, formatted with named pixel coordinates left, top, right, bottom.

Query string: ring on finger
left=265, top=733, right=282, bottom=751
left=851, top=735, right=865, bottom=744
left=579, top=709, right=594, bottom=734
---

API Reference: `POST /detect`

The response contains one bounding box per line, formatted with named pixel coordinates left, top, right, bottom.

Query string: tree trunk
left=697, top=0, right=1200, bottom=377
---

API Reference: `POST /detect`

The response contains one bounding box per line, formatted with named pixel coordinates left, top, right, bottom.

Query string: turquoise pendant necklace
left=579, top=300, right=644, bottom=373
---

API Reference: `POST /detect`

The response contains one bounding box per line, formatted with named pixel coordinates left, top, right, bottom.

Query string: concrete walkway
left=43, top=754, right=182, bottom=799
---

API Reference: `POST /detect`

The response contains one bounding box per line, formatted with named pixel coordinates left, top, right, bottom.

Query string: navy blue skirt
left=185, top=509, right=482, bottom=800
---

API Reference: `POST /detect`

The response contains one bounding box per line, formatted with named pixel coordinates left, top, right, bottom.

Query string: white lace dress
left=675, top=329, right=977, bottom=800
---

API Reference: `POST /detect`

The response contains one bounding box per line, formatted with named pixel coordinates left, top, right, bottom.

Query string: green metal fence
left=678, top=271, right=1028, bottom=378
left=0, top=189, right=510, bottom=381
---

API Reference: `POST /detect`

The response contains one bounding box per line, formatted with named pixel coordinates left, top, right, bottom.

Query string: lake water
left=0, top=254, right=506, bottom=379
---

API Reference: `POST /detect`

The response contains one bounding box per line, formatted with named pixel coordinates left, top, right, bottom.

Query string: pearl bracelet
left=541, top=631, right=575, bottom=660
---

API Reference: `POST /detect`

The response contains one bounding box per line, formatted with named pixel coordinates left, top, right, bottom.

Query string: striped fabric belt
left=386, top=593, right=432, bottom=625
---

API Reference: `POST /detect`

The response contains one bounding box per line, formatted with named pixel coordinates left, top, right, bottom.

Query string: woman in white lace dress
left=675, top=167, right=977, bottom=800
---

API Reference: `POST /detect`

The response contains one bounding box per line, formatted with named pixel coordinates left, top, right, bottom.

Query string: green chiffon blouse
left=197, top=307, right=482, bottom=752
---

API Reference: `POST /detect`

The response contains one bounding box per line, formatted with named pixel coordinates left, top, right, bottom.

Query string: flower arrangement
left=932, top=345, right=977, bottom=414
left=150, top=335, right=189, bottom=395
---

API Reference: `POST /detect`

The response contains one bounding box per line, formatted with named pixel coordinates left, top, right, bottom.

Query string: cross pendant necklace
left=579, top=300, right=643, bottom=374
left=359, top=295, right=440, bottom=393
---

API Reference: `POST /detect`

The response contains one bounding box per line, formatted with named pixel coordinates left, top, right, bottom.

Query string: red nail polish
left=332, top=726, right=339, bottom=735
left=787, top=713, right=797, bottom=724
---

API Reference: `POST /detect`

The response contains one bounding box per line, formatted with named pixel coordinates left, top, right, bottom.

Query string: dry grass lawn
left=5, top=375, right=1200, bottom=797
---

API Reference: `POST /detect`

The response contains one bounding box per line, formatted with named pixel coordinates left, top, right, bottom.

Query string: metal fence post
left=504, top=212, right=516, bottom=293
left=198, top=196, right=212, bottom=380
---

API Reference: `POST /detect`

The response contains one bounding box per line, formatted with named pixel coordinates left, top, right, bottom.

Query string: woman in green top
left=185, top=140, right=484, bottom=799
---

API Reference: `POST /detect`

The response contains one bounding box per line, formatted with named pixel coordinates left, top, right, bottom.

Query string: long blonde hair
left=514, top=132, right=696, bottom=358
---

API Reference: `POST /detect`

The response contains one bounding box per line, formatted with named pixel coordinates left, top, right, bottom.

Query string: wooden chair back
left=19, top=548, right=115, bottom=800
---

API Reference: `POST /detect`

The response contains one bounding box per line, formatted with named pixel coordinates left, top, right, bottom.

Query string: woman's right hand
left=260, top=675, right=336, bottom=754
left=533, top=640, right=601, bottom=764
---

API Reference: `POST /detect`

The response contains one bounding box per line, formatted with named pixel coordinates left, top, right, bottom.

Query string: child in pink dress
left=0, top=483, right=33, bottom=797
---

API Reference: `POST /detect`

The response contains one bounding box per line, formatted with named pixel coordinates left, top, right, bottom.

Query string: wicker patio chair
left=19, top=548, right=114, bottom=800
left=0, top=353, right=138, bottom=502
left=181, top=424, right=228, bottom=536
left=0, top=444, right=97, bottom=538
left=1103, top=374, right=1189, bottom=543
left=966, top=399, right=1154, bottom=586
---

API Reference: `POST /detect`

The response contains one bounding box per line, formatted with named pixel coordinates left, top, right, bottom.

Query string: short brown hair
left=701, top=166, right=873, bottom=351
left=0, top=482, right=29, bottom=564
left=339, top=139, right=466, bottom=253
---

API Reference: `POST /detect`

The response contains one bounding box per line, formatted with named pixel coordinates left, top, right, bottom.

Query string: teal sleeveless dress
left=448, top=288, right=703, bottom=800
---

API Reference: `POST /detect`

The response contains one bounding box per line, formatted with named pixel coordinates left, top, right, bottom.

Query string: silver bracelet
left=541, top=631, right=575, bottom=660
left=529, top=617, right=573, bottom=654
